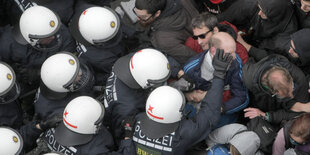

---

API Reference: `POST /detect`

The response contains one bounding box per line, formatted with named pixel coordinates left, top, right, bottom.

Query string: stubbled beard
left=137, top=17, right=155, bottom=28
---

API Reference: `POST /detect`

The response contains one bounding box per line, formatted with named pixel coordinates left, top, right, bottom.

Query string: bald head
left=209, top=32, right=236, bottom=59
left=262, top=66, right=294, bottom=99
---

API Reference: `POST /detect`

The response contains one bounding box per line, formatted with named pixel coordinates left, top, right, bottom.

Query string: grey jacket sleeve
left=178, top=78, right=224, bottom=147
left=206, top=123, right=247, bottom=147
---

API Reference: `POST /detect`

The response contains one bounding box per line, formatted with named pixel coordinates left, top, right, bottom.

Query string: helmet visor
left=30, top=34, right=62, bottom=52
left=146, top=71, right=171, bottom=88
left=63, top=63, right=92, bottom=92
left=0, top=83, right=20, bottom=104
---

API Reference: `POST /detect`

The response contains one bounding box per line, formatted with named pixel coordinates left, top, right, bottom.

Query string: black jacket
left=103, top=70, right=148, bottom=146
left=34, top=67, right=95, bottom=121
left=76, top=38, right=127, bottom=86
left=147, top=0, right=199, bottom=64
left=242, top=54, right=309, bottom=124
left=218, top=0, right=298, bottom=52
left=292, top=0, right=310, bottom=29
left=0, top=25, right=76, bottom=68
left=289, top=29, right=310, bottom=76
left=43, top=127, right=135, bottom=154
left=0, top=101, right=23, bottom=129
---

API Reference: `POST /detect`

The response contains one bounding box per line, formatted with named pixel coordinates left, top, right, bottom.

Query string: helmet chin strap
left=94, top=100, right=105, bottom=134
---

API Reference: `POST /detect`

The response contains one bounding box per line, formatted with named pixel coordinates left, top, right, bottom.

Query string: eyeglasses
left=192, top=29, right=213, bottom=40
left=132, top=7, right=154, bottom=22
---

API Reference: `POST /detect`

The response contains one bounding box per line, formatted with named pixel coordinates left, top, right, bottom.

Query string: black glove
left=212, top=49, right=233, bottom=79
left=122, top=116, right=136, bottom=138
left=39, top=114, right=62, bottom=131
left=169, top=77, right=195, bottom=92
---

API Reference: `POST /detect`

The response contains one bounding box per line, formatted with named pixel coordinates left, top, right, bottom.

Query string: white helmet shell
left=79, top=7, right=120, bottom=45
left=0, top=127, right=23, bottom=155
left=62, top=96, right=105, bottom=134
left=0, top=62, right=15, bottom=95
left=129, top=48, right=170, bottom=89
left=146, top=86, right=184, bottom=124
left=41, top=52, right=79, bottom=93
left=19, top=5, right=60, bottom=46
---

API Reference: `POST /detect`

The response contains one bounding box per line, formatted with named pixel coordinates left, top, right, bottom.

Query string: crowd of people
left=1, top=0, right=310, bottom=154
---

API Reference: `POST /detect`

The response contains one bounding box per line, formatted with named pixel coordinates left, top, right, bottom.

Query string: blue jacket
left=183, top=51, right=249, bottom=114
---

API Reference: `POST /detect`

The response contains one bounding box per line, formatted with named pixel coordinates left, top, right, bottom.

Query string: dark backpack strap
left=284, top=120, right=295, bottom=149
left=247, top=117, right=277, bottom=154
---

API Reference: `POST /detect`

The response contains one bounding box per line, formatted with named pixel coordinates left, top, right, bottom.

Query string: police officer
left=129, top=49, right=232, bottom=154
left=0, top=127, right=24, bottom=154
left=0, top=116, right=62, bottom=155
left=0, top=61, right=64, bottom=153
left=0, top=62, right=23, bottom=129
left=1, top=5, right=75, bottom=67
left=40, top=96, right=135, bottom=154
left=103, top=48, right=171, bottom=145
left=69, top=6, right=134, bottom=85
left=0, top=5, right=75, bottom=93
left=34, top=52, right=95, bottom=121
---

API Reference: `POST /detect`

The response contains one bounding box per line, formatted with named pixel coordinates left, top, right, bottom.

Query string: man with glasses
left=133, top=0, right=199, bottom=64
left=185, top=13, right=248, bottom=64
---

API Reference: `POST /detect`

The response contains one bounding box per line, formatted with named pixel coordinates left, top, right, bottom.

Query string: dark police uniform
left=76, top=40, right=127, bottom=85
left=104, top=69, right=148, bottom=145
left=42, top=127, right=135, bottom=154
left=0, top=100, right=23, bottom=129
left=132, top=78, right=224, bottom=155
left=34, top=70, right=95, bottom=121
left=0, top=25, right=75, bottom=68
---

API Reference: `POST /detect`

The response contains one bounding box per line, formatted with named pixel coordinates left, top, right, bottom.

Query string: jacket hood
left=254, top=0, right=295, bottom=38
left=160, top=0, right=182, bottom=17
left=242, top=54, right=293, bottom=95
left=291, top=28, right=310, bottom=66
left=151, top=0, right=187, bottom=31
left=257, top=0, right=289, bottom=23
left=229, top=131, right=261, bottom=155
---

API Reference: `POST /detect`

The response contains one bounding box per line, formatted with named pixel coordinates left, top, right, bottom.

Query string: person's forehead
left=302, top=0, right=310, bottom=5
left=134, top=8, right=150, bottom=16
left=193, top=26, right=210, bottom=32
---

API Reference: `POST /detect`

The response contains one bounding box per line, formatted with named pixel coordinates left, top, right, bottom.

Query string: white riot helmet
left=0, top=62, right=20, bottom=104
left=114, top=48, right=171, bottom=89
left=77, top=6, right=120, bottom=45
left=55, top=96, right=105, bottom=146
left=140, top=86, right=185, bottom=139
left=0, top=127, right=23, bottom=155
left=18, top=5, right=61, bottom=51
left=40, top=52, right=92, bottom=93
